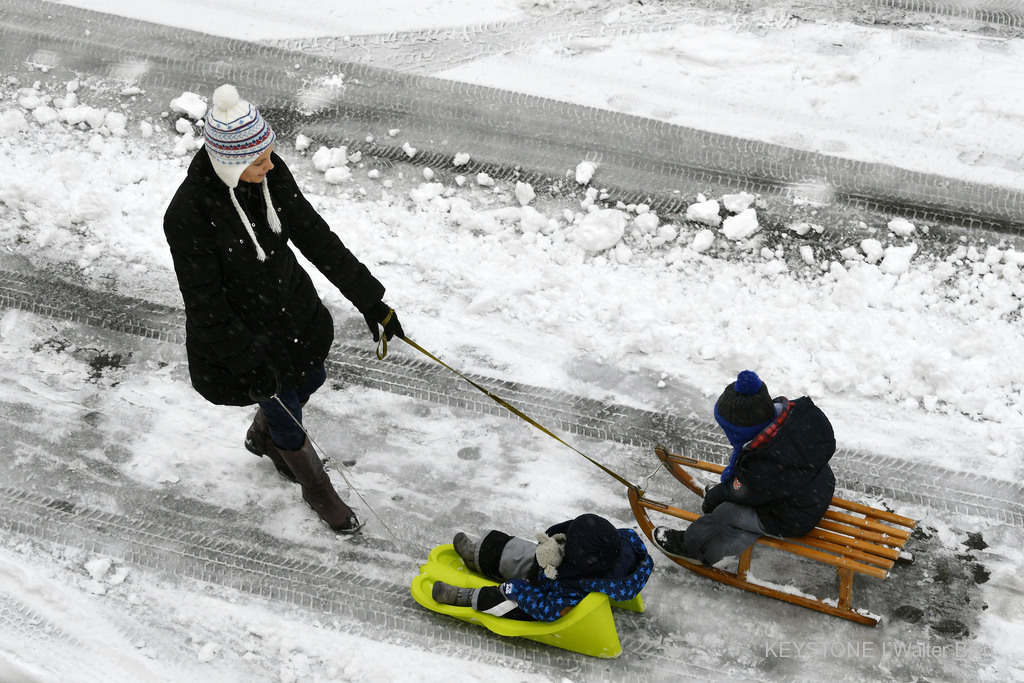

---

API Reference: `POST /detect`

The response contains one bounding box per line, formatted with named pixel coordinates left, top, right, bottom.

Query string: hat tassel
left=228, top=188, right=267, bottom=261
left=262, top=179, right=281, bottom=234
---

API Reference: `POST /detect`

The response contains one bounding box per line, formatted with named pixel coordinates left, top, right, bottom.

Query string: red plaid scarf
left=743, top=398, right=793, bottom=452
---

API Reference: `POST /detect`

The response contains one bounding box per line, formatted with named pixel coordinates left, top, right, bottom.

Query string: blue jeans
left=259, top=365, right=327, bottom=450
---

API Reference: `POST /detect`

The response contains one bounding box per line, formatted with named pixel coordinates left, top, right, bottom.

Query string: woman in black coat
left=653, top=370, right=836, bottom=565
left=163, top=84, right=402, bottom=533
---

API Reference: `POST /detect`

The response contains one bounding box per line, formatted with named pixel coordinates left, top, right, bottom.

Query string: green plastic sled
left=410, top=544, right=644, bottom=658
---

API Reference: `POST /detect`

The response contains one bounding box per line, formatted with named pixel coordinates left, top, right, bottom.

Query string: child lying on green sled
left=432, top=513, right=653, bottom=621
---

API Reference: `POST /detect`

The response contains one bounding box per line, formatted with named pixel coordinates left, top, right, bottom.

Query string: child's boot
left=432, top=581, right=474, bottom=607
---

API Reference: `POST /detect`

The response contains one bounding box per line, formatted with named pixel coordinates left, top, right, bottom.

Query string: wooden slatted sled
left=629, top=445, right=916, bottom=626
left=410, top=543, right=644, bottom=658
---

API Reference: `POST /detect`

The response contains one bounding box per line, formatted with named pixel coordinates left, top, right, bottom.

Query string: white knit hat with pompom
left=204, top=84, right=275, bottom=187
left=203, top=84, right=280, bottom=260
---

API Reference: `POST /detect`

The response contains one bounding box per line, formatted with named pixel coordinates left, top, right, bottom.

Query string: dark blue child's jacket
left=497, top=529, right=653, bottom=622
left=703, top=397, right=836, bottom=536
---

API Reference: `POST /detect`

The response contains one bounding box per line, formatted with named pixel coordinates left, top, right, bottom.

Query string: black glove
left=363, top=301, right=405, bottom=342
left=702, top=483, right=726, bottom=515
left=248, top=363, right=280, bottom=402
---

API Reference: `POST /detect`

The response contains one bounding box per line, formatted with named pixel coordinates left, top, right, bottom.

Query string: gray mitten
left=535, top=532, right=567, bottom=579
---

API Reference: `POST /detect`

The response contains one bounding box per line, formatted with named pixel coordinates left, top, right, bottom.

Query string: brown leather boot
left=244, top=407, right=297, bottom=483
left=277, top=438, right=360, bottom=533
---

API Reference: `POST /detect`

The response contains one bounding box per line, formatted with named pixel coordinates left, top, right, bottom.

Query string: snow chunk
left=840, top=246, right=862, bottom=262
left=879, top=243, right=919, bottom=275
left=690, top=229, right=716, bottom=252
left=520, top=205, right=552, bottom=234
left=983, top=245, right=1003, bottom=266
left=1004, top=248, right=1024, bottom=266
left=476, top=173, right=494, bottom=187
left=324, top=167, right=352, bottom=184
left=32, top=106, right=59, bottom=125
left=294, top=134, right=311, bottom=151
left=19, top=94, right=43, bottom=110
left=721, top=208, right=759, bottom=240
left=722, top=192, right=756, bottom=213
left=79, top=107, right=107, bottom=130
left=312, top=145, right=349, bottom=172
left=104, top=112, right=127, bottom=136
left=409, top=182, right=446, bottom=206
left=169, top=91, right=207, bottom=120
left=613, top=243, right=632, bottom=264
left=109, top=566, right=130, bottom=586
left=888, top=217, right=916, bottom=237
left=789, top=221, right=823, bottom=236
left=685, top=198, right=721, bottom=226
left=860, top=238, right=885, bottom=264
left=515, top=181, right=535, bottom=206
left=58, top=105, right=91, bottom=126
left=0, top=109, right=28, bottom=136
left=84, top=557, right=112, bottom=581
left=453, top=152, right=470, bottom=166
left=573, top=208, right=627, bottom=253
left=657, top=224, right=678, bottom=243
left=402, top=142, right=417, bottom=158
left=633, top=212, right=659, bottom=233
left=575, top=160, right=596, bottom=184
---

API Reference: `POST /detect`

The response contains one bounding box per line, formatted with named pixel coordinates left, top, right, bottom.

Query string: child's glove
left=702, top=483, right=727, bottom=514
left=535, top=532, right=567, bottom=579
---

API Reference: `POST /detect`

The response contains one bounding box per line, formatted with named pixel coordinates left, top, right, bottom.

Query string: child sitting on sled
left=432, top=513, right=653, bottom=622
left=652, top=370, right=836, bottom=566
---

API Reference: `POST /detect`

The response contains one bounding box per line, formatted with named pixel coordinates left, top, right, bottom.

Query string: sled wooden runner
left=629, top=445, right=917, bottom=626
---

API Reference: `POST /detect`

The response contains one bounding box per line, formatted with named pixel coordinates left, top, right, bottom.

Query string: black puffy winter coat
left=163, top=148, right=385, bottom=406
left=703, top=397, right=836, bottom=536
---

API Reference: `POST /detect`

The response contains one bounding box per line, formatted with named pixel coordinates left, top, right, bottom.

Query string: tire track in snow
left=1, top=269, right=1022, bottom=527
left=2, top=0, right=1023, bottom=237
left=0, top=1, right=1017, bottom=672
left=270, top=0, right=1024, bottom=75
left=0, top=483, right=746, bottom=682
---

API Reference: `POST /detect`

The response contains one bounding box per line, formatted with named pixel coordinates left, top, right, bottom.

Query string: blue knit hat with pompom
left=715, top=370, right=775, bottom=429
left=714, top=371, right=776, bottom=481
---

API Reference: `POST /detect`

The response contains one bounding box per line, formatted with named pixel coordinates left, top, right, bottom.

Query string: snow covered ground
left=1, top=0, right=1023, bottom=681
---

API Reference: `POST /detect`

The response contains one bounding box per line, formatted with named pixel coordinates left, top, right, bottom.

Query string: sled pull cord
left=396, top=335, right=638, bottom=490
left=375, top=308, right=396, bottom=360
left=273, top=395, right=404, bottom=547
